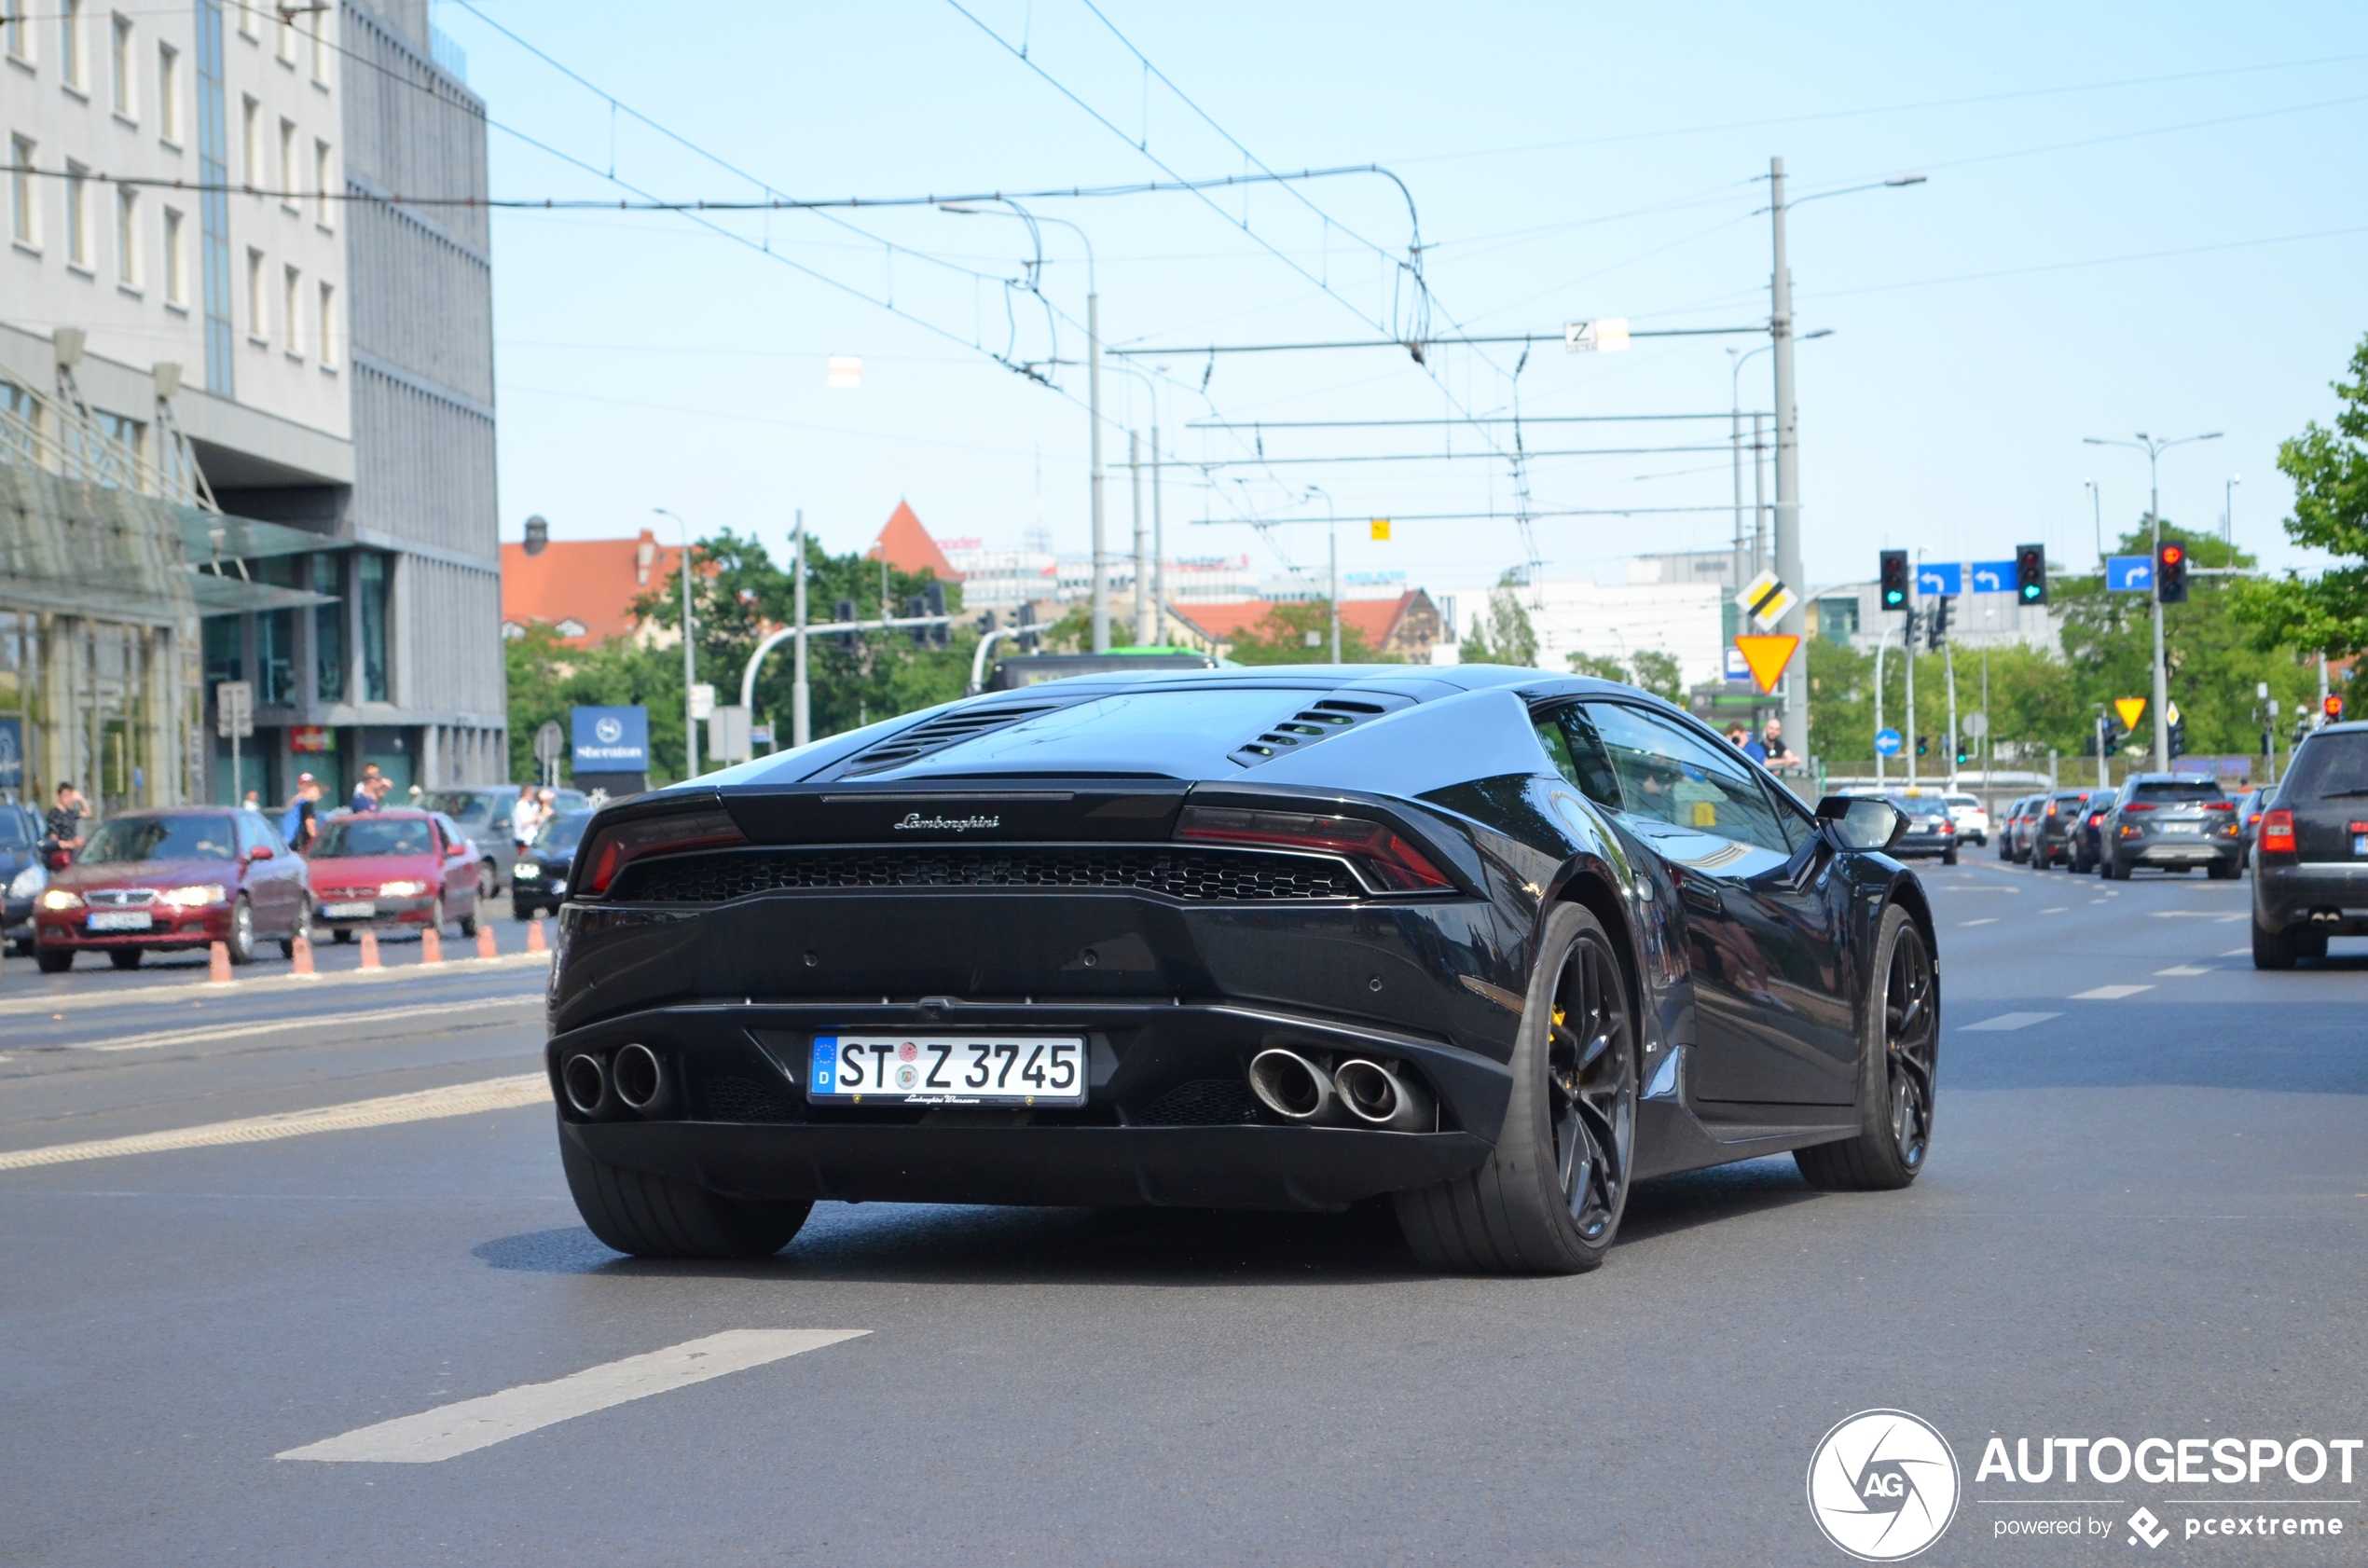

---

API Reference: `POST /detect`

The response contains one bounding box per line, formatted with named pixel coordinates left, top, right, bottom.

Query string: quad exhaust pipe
left=1246, top=1048, right=1435, bottom=1132
left=562, top=1044, right=673, bottom=1120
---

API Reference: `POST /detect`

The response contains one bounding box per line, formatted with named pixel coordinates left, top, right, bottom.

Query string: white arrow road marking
left=278, top=1330, right=868, bottom=1463
left=1959, top=1012, right=2062, bottom=1032
left=2072, top=984, right=2155, bottom=1000
left=0, top=1074, right=548, bottom=1172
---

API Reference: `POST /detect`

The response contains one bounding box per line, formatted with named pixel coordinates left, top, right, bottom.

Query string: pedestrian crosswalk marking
left=278, top=1330, right=868, bottom=1463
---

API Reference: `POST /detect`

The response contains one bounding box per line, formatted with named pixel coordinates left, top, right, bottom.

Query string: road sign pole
left=1768, top=158, right=1810, bottom=771
left=1945, top=640, right=1959, bottom=789
left=1904, top=596, right=1919, bottom=788
left=1873, top=626, right=1889, bottom=786
left=2150, top=456, right=2170, bottom=767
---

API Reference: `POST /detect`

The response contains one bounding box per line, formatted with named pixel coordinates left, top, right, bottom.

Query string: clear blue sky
left=439, top=0, right=2368, bottom=598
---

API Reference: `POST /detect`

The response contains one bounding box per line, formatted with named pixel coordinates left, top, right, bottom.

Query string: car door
left=1577, top=701, right=1856, bottom=1105
left=433, top=816, right=475, bottom=913
left=232, top=811, right=291, bottom=932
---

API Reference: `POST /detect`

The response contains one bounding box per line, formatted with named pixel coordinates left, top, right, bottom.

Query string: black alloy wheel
left=1396, top=901, right=1638, bottom=1274
left=1797, top=905, right=1935, bottom=1190
left=225, top=895, right=257, bottom=965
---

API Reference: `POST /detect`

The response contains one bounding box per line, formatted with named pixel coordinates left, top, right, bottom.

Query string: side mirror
left=1815, top=795, right=1906, bottom=852
left=247, top=845, right=275, bottom=862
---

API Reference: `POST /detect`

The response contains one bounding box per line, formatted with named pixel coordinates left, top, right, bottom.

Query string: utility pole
left=1944, top=639, right=1959, bottom=790
left=791, top=508, right=809, bottom=749
left=654, top=508, right=697, bottom=779
left=1089, top=291, right=1108, bottom=653
left=1904, top=603, right=1918, bottom=787
left=1873, top=625, right=1892, bottom=787
left=1768, top=157, right=1810, bottom=772
left=1129, top=430, right=1149, bottom=644
left=1979, top=645, right=1990, bottom=798
left=2083, top=431, right=2220, bottom=771
left=1150, top=423, right=1165, bottom=645
left=2095, top=709, right=2108, bottom=789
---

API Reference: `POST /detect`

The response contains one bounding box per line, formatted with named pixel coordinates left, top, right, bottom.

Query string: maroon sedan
left=32, top=807, right=312, bottom=971
left=305, top=809, right=483, bottom=942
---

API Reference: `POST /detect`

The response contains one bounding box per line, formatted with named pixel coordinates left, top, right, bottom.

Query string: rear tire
left=1395, top=902, right=1638, bottom=1275
left=108, top=948, right=143, bottom=970
left=2208, top=860, right=2237, bottom=881
left=559, top=1125, right=812, bottom=1259
left=458, top=903, right=478, bottom=940
left=2253, top=918, right=2301, bottom=970
left=1797, top=905, right=1935, bottom=1192
left=1940, top=846, right=1959, bottom=866
left=332, top=928, right=351, bottom=944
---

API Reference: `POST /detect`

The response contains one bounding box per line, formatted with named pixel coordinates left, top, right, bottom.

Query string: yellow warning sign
left=2114, top=697, right=2148, bottom=732
left=1734, top=635, right=1800, bottom=695
left=1370, top=518, right=1391, bottom=541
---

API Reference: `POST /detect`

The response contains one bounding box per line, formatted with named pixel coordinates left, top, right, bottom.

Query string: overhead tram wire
left=1113, top=326, right=1762, bottom=358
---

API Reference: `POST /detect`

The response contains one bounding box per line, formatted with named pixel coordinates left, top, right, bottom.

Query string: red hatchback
left=32, top=807, right=313, bottom=971
left=306, top=809, right=484, bottom=942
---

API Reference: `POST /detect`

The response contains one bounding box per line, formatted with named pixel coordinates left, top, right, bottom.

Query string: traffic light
left=1925, top=596, right=1952, bottom=650
left=2326, top=695, right=2347, bottom=723
left=1955, top=736, right=1971, bottom=764
left=924, top=581, right=949, bottom=646
left=1016, top=600, right=1039, bottom=652
left=906, top=594, right=931, bottom=646
left=2156, top=542, right=2189, bottom=605
left=2168, top=711, right=2186, bottom=759
left=2015, top=543, right=2047, bottom=605
left=834, top=598, right=858, bottom=651
left=1879, top=550, right=1909, bottom=611
left=1916, top=734, right=1929, bottom=758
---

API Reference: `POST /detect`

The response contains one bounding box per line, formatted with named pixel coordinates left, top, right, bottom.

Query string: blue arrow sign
left=1916, top=562, right=1962, bottom=598
left=1969, top=559, right=2015, bottom=594
left=1875, top=728, right=1904, bottom=757
left=2107, top=555, right=2154, bottom=592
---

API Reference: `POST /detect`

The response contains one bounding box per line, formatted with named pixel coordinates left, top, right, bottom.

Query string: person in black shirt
left=43, top=782, right=87, bottom=864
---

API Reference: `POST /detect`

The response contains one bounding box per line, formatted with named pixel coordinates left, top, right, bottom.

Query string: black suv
left=2030, top=788, right=2102, bottom=870
left=2252, top=723, right=2368, bottom=968
left=2099, top=775, right=2240, bottom=880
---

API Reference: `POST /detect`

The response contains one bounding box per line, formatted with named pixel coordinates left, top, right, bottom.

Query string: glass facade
left=311, top=552, right=344, bottom=703
left=359, top=551, right=389, bottom=702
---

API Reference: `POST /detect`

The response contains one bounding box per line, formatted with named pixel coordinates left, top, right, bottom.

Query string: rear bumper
left=2113, top=837, right=2240, bottom=869
left=314, top=894, right=439, bottom=929
left=2255, top=860, right=2368, bottom=931
left=563, top=1117, right=1493, bottom=1210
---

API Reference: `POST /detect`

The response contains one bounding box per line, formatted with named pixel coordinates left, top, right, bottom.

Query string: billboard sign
left=571, top=706, right=649, bottom=771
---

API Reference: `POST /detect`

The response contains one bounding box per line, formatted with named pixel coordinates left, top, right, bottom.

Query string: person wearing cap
left=283, top=774, right=323, bottom=851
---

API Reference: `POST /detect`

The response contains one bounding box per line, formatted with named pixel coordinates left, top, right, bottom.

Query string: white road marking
left=278, top=1330, right=868, bottom=1463
left=1960, top=917, right=1999, bottom=927
left=2155, top=965, right=2212, bottom=976
left=1959, top=1011, right=2062, bottom=1032
left=77, top=997, right=542, bottom=1053
left=0, top=1074, right=548, bottom=1172
left=2072, top=984, right=2155, bottom=1000
left=2150, top=911, right=2224, bottom=918
left=2039, top=906, right=2070, bottom=915
left=0, top=950, right=551, bottom=1020
left=2216, top=913, right=2247, bottom=923
left=2220, top=947, right=2251, bottom=957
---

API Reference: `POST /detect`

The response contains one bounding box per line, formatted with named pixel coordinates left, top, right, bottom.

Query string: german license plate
left=323, top=901, right=375, bottom=919
left=2160, top=823, right=2199, bottom=834
left=808, top=1034, right=1087, bottom=1107
left=87, top=911, right=151, bottom=931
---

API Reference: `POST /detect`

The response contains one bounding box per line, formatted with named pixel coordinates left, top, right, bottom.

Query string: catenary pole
left=1150, top=423, right=1165, bottom=645
left=1769, top=157, right=1809, bottom=777
left=791, top=508, right=809, bottom=749
left=1090, top=292, right=1108, bottom=653
left=654, top=508, right=697, bottom=779
left=1130, top=430, right=1148, bottom=643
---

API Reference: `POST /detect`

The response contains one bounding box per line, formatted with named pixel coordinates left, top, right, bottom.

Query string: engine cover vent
left=1228, top=692, right=1413, bottom=768
left=834, top=700, right=1067, bottom=777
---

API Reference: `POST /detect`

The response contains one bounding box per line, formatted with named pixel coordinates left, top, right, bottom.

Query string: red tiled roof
left=864, top=501, right=956, bottom=579
left=501, top=529, right=681, bottom=647
left=1171, top=594, right=1416, bottom=647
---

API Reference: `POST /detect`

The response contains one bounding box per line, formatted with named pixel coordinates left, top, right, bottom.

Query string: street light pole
left=1768, top=157, right=1808, bottom=772
left=1129, top=429, right=1148, bottom=644
left=1305, top=486, right=1339, bottom=662
left=791, top=508, right=809, bottom=749
left=2082, top=431, right=2221, bottom=769
left=653, top=507, right=697, bottom=779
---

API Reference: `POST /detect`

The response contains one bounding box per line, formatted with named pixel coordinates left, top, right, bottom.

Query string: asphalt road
left=2, top=862, right=2362, bottom=1566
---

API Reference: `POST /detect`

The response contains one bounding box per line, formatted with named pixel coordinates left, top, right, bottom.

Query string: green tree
left=1460, top=572, right=1538, bottom=667
left=2234, top=330, right=2368, bottom=671
left=1228, top=600, right=1376, bottom=665
left=504, top=623, right=692, bottom=785
left=1566, top=648, right=1684, bottom=702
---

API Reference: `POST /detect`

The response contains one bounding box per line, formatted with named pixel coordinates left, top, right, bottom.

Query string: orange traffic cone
left=420, top=924, right=443, bottom=965
left=291, top=933, right=316, bottom=977
left=475, top=922, right=498, bottom=960
left=208, top=940, right=232, bottom=984
left=526, top=917, right=547, bottom=955
left=359, top=929, right=382, bottom=970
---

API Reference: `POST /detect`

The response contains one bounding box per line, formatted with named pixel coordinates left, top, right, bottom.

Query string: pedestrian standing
left=1760, top=719, right=1798, bottom=773
left=282, top=774, right=323, bottom=852
left=43, top=781, right=87, bottom=866
left=351, top=764, right=384, bottom=815
left=241, top=789, right=263, bottom=813
left=512, top=787, right=543, bottom=846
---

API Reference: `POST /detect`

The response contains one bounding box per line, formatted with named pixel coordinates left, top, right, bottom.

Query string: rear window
left=2129, top=779, right=2225, bottom=804
left=1886, top=797, right=1949, bottom=819
left=532, top=812, right=591, bottom=854
left=2280, top=732, right=2368, bottom=803
left=421, top=790, right=504, bottom=826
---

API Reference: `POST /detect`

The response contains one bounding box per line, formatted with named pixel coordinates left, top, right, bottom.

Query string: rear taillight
left=2204, top=801, right=2236, bottom=811
left=1177, top=805, right=1453, bottom=893
left=2260, top=809, right=2296, bottom=855
left=2045, top=802, right=2058, bottom=818
left=581, top=808, right=746, bottom=895
left=2122, top=803, right=2155, bottom=813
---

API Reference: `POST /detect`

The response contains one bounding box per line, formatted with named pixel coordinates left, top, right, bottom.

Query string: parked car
left=2252, top=723, right=2368, bottom=968
left=3, top=802, right=42, bottom=955
left=1942, top=791, right=1989, bottom=846
left=30, top=807, right=312, bottom=970
left=419, top=786, right=590, bottom=898
left=305, top=809, right=484, bottom=942
left=2097, top=775, right=2240, bottom=880
left=2029, top=789, right=2101, bottom=870
left=1884, top=794, right=1960, bottom=863
left=548, top=665, right=1941, bottom=1269
left=509, top=811, right=592, bottom=921
left=2067, top=788, right=2120, bottom=874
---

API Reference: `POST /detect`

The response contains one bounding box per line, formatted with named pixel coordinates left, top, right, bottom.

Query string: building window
left=115, top=185, right=137, bottom=284
left=241, top=94, right=259, bottom=186
left=312, top=137, right=330, bottom=225
left=245, top=246, right=265, bottom=340
left=64, top=161, right=90, bottom=268
left=1818, top=596, right=1862, bottom=645
left=311, top=553, right=344, bottom=703
left=8, top=136, right=33, bottom=245
left=202, top=612, right=242, bottom=686
left=277, top=117, right=295, bottom=208
left=60, top=0, right=83, bottom=89
left=236, top=0, right=255, bottom=40
left=273, top=1, right=291, bottom=62
left=308, top=9, right=326, bottom=81
left=358, top=552, right=390, bottom=702
left=156, top=41, right=178, bottom=141
left=282, top=263, right=300, bottom=356
left=162, top=206, right=185, bottom=303
left=109, top=11, right=131, bottom=115
left=5, top=0, right=31, bottom=63
left=316, top=280, right=335, bottom=366
left=257, top=604, right=295, bottom=706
